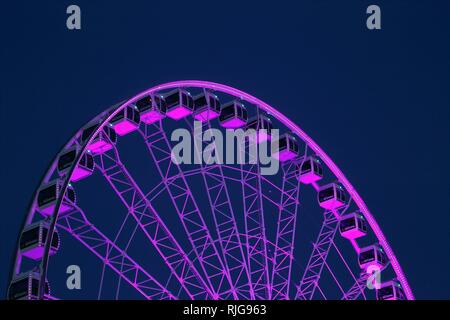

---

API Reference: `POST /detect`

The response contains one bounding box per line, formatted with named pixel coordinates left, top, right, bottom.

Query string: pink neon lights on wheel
left=166, top=106, right=193, bottom=120
left=9, top=80, right=413, bottom=301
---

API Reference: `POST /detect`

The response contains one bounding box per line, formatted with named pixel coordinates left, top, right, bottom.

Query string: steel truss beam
left=295, top=210, right=340, bottom=300
left=270, top=160, right=301, bottom=299
left=57, top=206, right=175, bottom=300
left=187, top=119, right=253, bottom=299
left=240, top=137, right=270, bottom=300
left=95, top=148, right=213, bottom=300
left=140, top=123, right=236, bottom=300
left=341, top=272, right=368, bottom=300
left=160, top=165, right=295, bottom=209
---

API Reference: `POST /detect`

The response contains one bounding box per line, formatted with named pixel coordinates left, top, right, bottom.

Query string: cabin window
left=58, top=150, right=77, bottom=171
left=319, top=187, right=335, bottom=202
left=357, top=218, right=367, bottom=231
left=301, top=160, right=312, bottom=173
left=195, top=95, right=207, bottom=109
left=20, top=228, right=40, bottom=249
left=111, top=110, right=125, bottom=123
left=9, top=278, right=29, bottom=299
left=340, top=217, right=356, bottom=231
left=165, top=92, right=179, bottom=107
left=221, top=105, right=235, bottom=119
left=378, top=286, right=393, bottom=298
left=38, top=185, right=57, bottom=206
left=278, top=137, right=288, bottom=150
left=360, top=249, right=375, bottom=262
left=136, top=96, right=151, bottom=109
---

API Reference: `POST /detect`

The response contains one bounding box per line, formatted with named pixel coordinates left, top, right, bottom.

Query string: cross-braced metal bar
left=57, top=205, right=175, bottom=300
left=140, top=122, right=236, bottom=300
left=240, top=136, right=270, bottom=300
left=95, top=148, right=213, bottom=300
left=341, top=272, right=369, bottom=300
left=295, top=210, right=340, bottom=300
left=187, top=119, right=253, bottom=299
left=270, top=159, right=301, bottom=300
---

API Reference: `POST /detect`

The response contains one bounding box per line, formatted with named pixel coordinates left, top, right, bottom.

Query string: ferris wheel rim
left=12, top=80, right=413, bottom=300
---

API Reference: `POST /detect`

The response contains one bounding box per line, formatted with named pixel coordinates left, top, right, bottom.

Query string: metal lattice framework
left=270, top=159, right=301, bottom=299
left=8, top=80, right=414, bottom=300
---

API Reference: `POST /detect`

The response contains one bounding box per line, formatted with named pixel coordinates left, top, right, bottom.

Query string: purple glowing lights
left=87, top=139, right=113, bottom=154
left=166, top=106, right=193, bottom=120
left=220, top=117, right=247, bottom=129
left=140, top=109, right=165, bottom=124
left=110, top=120, right=139, bottom=136
left=193, top=109, right=220, bottom=122
left=13, top=80, right=413, bottom=301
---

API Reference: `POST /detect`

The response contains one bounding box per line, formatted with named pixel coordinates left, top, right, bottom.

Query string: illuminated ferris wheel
left=8, top=81, right=413, bottom=300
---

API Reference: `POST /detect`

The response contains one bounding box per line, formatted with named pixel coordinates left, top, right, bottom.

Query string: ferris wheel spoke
left=330, top=241, right=367, bottom=300
left=94, top=148, right=213, bottom=300
left=56, top=206, right=175, bottom=300
left=184, top=118, right=254, bottom=300
left=113, top=212, right=144, bottom=300
left=241, top=137, right=270, bottom=300
left=221, top=165, right=297, bottom=207
left=139, top=122, right=237, bottom=300
left=270, top=159, right=302, bottom=300
left=316, top=284, right=328, bottom=300
left=295, top=210, right=340, bottom=300
left=323, top=258, right=346, bottom=296
left=341, top=272, right=369, bottom=300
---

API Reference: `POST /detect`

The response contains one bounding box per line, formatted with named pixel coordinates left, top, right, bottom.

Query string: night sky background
left=1, top=1, right=449, bottom=299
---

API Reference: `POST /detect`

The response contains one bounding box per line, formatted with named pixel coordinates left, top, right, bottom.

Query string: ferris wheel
left=8, top=80, right=414, bottom=300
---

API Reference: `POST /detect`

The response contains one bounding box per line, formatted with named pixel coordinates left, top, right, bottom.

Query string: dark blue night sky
left=1, top=1, right=449, bottom=299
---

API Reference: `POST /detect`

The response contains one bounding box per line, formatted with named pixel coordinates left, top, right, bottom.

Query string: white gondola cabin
left=20, top=222, right=60, bottom=260
left=219, top=101, right=248, bottom=129
left=339, top=212, right=368, bottom=239
left=37, top=180, right=76, bottom=216
left=109, top=106, right=141, bottom=136
left=81, top=123, right=117, bottom=155
left=272, top=134, right=299, bottom=162
left=246, top=115, right=273, bottom=143
left=358, top=245, right=388, bottom=271
left=134, top=95, right=166, bottom=124
left=318, top=183, right=347, bottom=210
left=8, top=272, right=50, bottom=300
left=193, top=92, right=221, bottom=122
left=297, top=156, right=323, bottom=184
left=57, top=148, right=94, bottom=182
left=164, top=89, right=194, bottom=120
